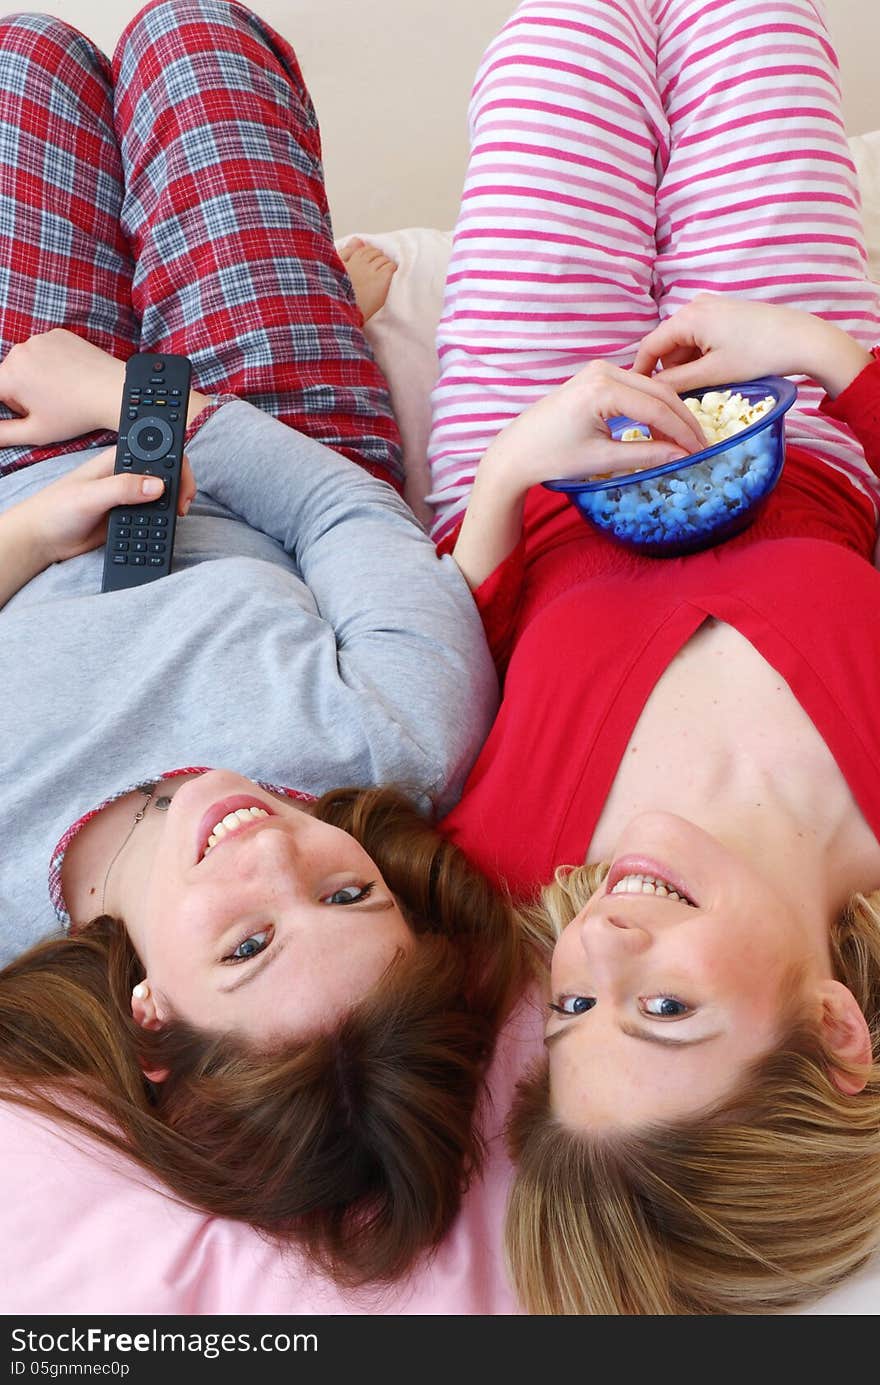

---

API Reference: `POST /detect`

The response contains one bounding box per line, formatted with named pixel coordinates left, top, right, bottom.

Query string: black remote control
left=101, top=351, right=192, bottom=593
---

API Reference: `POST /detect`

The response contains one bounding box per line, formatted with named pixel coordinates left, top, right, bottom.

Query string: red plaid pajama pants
left=0, top=0, right=402, bottom=486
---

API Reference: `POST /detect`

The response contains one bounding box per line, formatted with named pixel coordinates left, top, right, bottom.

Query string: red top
left=439, top=359, right=880, bottom=898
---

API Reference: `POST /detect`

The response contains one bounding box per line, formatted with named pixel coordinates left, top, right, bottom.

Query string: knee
left=0, top=11, right=91, bottom=55
left=116, top=0, right=259, bottom=57
left=0, top=13, right=110, bottom=89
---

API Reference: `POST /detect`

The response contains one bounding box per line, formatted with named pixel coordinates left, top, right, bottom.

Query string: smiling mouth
left=608, top=872, right=696, bottom=905
left=197, top=796, right=276, bottom=863
left=605, top=856, right=697, bottom=906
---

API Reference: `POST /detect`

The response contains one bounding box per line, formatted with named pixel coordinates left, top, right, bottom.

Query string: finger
left=632, top=318, right=696, bottom=377
left=177, top=453, right=196, bottom=516
left=560, top=436, right=689, bottom=480
left=607, top=380, right=705, bottom=453
left=618, top=371, right=707, bottom=448
left=645, top=356, right=737, bottom=394
left=86, top=471, right=166, bottom=516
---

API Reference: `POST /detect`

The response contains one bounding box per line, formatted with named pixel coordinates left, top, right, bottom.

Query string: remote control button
left=155, top=399, right=167, bottom=407
left=163, top=458, right=175, bottom=469
left=127, top=408, right=138, bottom=419
left=122, top=458, right=132, bottom=467
left=113, top=541, right=129, bottom=552
left=133, top=555, right=146, bottom=565
left=152, top=516, right=168, bottom=527
left=133, top=542, right=147, bottom=553
left=112, top=554, right=128, bottom=565
left=152, top=360, right=165, bottom=371
left=149, top=542, right=166, bottom=553
left=117, top=513, right=132, bottom=524
left=117, top=527, right=131, bottom=538
left=135, top=527, right=149, bottom=538
left=149, top=556, right=164, bottom=566
left=170, top=388, right=181, bottom=396
left=128, top=415, right=174, bottom=462
left=169, top=412, right=179, bottom=421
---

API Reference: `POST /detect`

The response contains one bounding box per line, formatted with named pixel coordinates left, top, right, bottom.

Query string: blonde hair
left=506, top=866, right=880, bottom=1314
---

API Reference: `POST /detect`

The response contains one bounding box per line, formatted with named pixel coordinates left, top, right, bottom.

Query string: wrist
left=187, top=389, right=212, bottom=428
left=96, top=355, right=128, bottom=433
left=0, top=501, right=53, bottom=606
left=805, top=319, right=872, bottom=398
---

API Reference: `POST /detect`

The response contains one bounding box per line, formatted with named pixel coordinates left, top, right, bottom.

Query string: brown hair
left=505, top=866, right=880, bottom=1314
left=0, top=787, right=526, bottom=1287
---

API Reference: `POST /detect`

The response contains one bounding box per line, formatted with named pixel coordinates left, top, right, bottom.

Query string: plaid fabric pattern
left=0, top=0, right=402, bottom=487
left=113, top=0, right=401, bottom=485
left=0, top=15, right=138, bottom=475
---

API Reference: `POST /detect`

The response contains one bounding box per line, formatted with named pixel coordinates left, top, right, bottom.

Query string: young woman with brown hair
left=431, top=0, right=880, bottom=1313
left=0, top=0, right=524, bottom=1286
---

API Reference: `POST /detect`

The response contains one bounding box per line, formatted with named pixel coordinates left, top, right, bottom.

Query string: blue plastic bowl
left=543, top=375, right=797, bottom=557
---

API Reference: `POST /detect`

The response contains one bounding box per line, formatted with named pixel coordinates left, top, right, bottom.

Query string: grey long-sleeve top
left=0, top=401, right=497, bottom=965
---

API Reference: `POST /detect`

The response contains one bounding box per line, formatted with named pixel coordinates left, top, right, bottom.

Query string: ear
left=130, top=981, right=170, bottom=1085
left=815, top=979, right=873, bottom=1095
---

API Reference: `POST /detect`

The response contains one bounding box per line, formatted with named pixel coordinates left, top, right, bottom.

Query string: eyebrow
left=545, top=1020, right=722, bottom=1050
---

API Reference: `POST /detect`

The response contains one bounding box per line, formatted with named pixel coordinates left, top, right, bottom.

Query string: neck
left=593, top=744, right=880, bottom=927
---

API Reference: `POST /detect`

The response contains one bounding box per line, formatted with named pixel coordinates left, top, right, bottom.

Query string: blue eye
left=322, top=882, right=376, bottom=906
left=225, top=929, right=271, bottom=963
left=641, top=996, right=692, bottom=1018
left=549, top=996, right=596, bottom=1016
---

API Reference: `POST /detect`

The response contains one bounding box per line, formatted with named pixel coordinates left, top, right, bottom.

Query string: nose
left=578, top=907, right=652, bottom=961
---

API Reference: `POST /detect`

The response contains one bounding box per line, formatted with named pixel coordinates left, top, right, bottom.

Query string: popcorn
left=577, top=387, right=782, bottom=550
left=681, top=389, right=774, bottom=445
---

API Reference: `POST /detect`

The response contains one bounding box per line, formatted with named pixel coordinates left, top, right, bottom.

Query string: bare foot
left=340, top=238, right=397, bottom=321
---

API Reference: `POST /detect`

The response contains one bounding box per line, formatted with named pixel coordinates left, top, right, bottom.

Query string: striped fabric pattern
left=427, top=0, right=880, bottom=539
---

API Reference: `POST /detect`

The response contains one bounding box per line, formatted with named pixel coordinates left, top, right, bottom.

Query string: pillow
left=5, top=990, right=880, bottom=1314
left=339, top=228, right=451, bottom=527
left=343, top=132, right=880, bottom=522
left=1, top=997, right=540, bottom=1314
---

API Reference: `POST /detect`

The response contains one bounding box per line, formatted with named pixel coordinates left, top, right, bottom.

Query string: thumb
left=90, top=471, right=166, bottom=514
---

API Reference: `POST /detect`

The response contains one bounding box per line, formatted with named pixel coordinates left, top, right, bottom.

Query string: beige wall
left=3, top=0, right=879, bottom=233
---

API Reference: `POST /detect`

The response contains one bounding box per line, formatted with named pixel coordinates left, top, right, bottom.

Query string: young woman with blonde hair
left=431, top=0, right=880, bottom=1312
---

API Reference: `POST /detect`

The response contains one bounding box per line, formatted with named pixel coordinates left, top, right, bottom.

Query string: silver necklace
left=100, top=784, right=171, bottom=915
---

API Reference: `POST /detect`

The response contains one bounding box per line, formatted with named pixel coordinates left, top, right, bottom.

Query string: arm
left=188, top=402, right=500, bottom=810
left=0, top=329, right=211, bottom=445
left=451, top=362, right=706, bottom=590
left=0, top=506, right=48, bottom=609
left=0, top=449, right=197, bottom=610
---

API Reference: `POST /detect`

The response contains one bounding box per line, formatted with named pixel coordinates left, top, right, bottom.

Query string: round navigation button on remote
left=128, top=415, right=174, bottom=462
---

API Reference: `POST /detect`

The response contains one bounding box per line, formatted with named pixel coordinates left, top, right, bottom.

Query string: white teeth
left=204, top=806, right=269, bottom=856
left=609, top=873, right=687, bottom=902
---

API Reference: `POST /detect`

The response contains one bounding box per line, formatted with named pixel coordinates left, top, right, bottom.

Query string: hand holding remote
left=11, top=445, right=195, bottom=568
left=102, top=352, right=193, bottom=592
